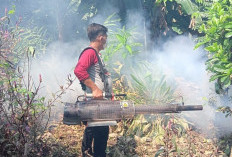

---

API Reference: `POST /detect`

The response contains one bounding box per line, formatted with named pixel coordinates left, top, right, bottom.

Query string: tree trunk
left=56, top=0, right=64, bottom=41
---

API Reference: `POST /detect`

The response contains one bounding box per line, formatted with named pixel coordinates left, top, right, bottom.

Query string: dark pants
left=82, top=126, right=109, bottom=157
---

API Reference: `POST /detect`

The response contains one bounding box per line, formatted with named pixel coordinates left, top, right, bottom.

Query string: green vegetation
left=0, top=13, right=75, bottom=156
left=195, top=0, right=232, bottom=93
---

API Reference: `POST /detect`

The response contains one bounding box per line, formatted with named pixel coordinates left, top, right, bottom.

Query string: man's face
left=99, top=34, right=107, bottom=50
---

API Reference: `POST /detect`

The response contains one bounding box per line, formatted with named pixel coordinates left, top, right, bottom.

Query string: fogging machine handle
left=85, top=92, right=126, bottom=98
left=76, top=92, right=126, bottom=101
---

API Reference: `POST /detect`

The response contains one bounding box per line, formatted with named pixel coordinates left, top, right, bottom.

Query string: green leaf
left=224, top=23, right=232, bottom=29
left=221, top=75, right=229, bottom=82
left=131, top=74, right=144, bottom=87
left=28, top=46, right=35, bottom=57
left=224, top=144, right=231, bottom=155
left=205, top=45, right=216, bottom=52
left=213, top=67, right=226, bottom=73
left=225, top=63, right=232, bottom=68
left=212, top=17, right=219, bottom=26
left=114, top=43, right=123, bottom=51
left=208, top=26, right=217, bottom=34
left=210, top=74, right=224, bottom=81
left=154, top=149, right=165, bottom=157
left=222, top=76, right=231, bottom=88
left=8, top=10, right=15, bottom=15
left=208, top=57, right=220, bottom=63
left=8, top=5, right=16, bottom=15
left=172, top=26, right=183, bottom=34
left=116, top=34, right=125, bottom=44
left=225, top=32, right=232, bottom=38
left=175, top=0, right=199, bottom=15
left=126, top=45, right=132, bottom=54
left=199, top=24, right=206, bottom=33
left=122, top=52, right=127, bottom=59
left=225, top=26, right=232, bottom=29
left=194, top=40, right=208, bottom=49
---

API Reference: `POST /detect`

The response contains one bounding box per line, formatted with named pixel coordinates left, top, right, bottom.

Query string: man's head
left=87, top=23, right=108, bottom=51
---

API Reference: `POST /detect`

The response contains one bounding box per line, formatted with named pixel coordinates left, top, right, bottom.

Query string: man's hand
left=92, top=87, right=103, bottom=99
left=83, top=78, right=103, bottom=99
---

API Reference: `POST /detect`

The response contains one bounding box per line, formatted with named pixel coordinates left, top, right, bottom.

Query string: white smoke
left=151, top=35, right=232, bottom=137
left=31, top=41, right=87, bottom=101
left=30, top=40, right=89, bottom=122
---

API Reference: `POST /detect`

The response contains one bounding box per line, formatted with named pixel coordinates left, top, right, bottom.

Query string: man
left=74, top=23, right=110, bottom=157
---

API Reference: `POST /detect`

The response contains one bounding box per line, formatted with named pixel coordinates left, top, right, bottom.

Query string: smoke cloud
left=31, top=41, right=87, bottom=101
left=151, top=35, right=232, bottom=137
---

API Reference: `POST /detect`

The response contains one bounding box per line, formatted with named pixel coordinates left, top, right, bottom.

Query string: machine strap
left=78, top=47, right=109, bottom=92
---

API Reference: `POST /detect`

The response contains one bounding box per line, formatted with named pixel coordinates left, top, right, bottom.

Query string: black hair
left=87, top=23, right=108, bottom=42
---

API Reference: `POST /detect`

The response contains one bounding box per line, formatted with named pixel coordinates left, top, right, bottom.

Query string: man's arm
left=83, top=78, right=103, bottom=99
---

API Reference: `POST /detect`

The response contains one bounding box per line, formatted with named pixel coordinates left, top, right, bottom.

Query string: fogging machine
left=63, top=93, right=203, bottom=126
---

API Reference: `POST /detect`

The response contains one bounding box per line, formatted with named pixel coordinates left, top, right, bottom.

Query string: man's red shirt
left=74, top=48, right=99, bottom=81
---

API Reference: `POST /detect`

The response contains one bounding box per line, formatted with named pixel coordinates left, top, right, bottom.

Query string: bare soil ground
left=42, top=122, right=230, bottom=157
